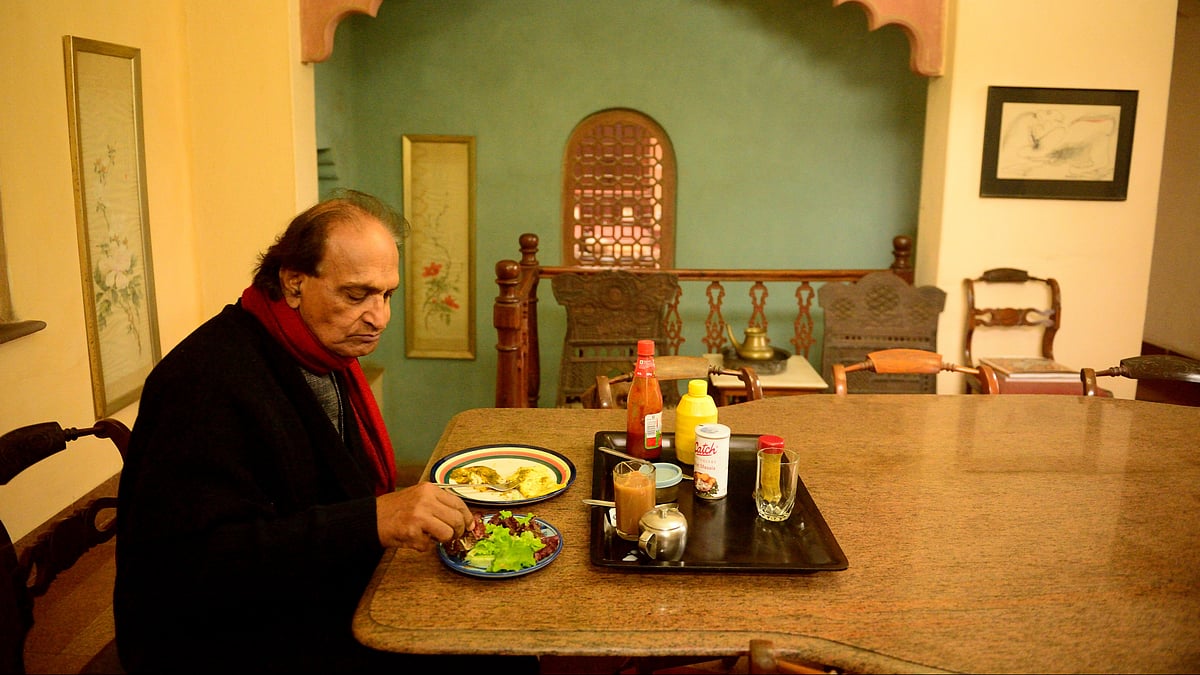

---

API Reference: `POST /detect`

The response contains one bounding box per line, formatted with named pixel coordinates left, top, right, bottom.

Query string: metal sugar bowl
left=638, top=505, right=688, bottom=561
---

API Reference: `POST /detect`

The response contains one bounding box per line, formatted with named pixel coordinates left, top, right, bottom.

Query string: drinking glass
left=612, top=460, right=656, bottom=540
left=754, top=447, right=800, bottom=521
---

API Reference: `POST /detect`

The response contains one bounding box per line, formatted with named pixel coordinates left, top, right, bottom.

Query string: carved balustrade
left=493, top=233, right=914, bottom=408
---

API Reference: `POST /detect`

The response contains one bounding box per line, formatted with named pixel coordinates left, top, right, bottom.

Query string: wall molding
left=301, top=0, right=383, bottom=63
left=834, top=0, right=945, bottom=76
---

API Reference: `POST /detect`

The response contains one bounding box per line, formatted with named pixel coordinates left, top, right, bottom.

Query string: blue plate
left=429, top=444, right=576, bottom=507
left=437, top=513, right=563, bottom=579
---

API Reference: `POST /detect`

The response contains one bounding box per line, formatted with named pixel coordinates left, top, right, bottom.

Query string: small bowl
left=653, top=462, right=683, bottom=503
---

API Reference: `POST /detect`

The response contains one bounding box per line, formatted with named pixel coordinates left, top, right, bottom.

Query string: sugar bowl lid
left=639, top=504, right=687, bottom=534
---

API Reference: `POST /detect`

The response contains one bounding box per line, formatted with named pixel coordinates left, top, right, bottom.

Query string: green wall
left=315, top=0, right=927, bottom=467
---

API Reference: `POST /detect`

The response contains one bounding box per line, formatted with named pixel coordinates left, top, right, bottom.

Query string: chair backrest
left=0, top=418, right=129, bottom=675
left=832, top=348, right=1000, bottom=395
left=963, top=267, right=1061, bottom=366
left=818, top=271, right=947, bottom=393
left=1081, top=354, right=1200, bottom=398
left=584, top=355, right=764, bottom=409
left=550, top=270, right=680, bottom=407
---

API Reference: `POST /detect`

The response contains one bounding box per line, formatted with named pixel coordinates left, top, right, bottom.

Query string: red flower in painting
left=417, top=236, right=461, bottom=328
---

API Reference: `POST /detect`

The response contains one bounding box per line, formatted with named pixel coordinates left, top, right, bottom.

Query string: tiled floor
left=24, top=539, right=120, bottom=674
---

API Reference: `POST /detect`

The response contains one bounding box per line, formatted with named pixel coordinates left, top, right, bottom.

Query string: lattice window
left=561, top=109, right=675, bottom=268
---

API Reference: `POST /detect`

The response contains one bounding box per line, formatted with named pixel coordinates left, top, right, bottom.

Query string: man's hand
left=376, top=482, right=473, bottom=552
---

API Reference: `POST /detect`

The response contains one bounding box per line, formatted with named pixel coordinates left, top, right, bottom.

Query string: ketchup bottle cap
left=637, top=339, right=655, bottom=357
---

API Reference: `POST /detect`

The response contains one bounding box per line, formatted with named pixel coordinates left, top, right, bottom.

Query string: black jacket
left=114, top=303, right=386, bottom=673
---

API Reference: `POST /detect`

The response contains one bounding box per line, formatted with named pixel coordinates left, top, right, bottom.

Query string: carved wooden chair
left=550, top=270, right=680, bottom=407
left=818, top=271, right=947, bottom=393
left=833, top=348, right=1000, bottom=395
left=583, top=355, right=763, bottom=409
left=1, top=418, right=130, bottom=674
left=963, top=267, right=1061, bottom=366
left=1081, top=354, right=1200, bottom=400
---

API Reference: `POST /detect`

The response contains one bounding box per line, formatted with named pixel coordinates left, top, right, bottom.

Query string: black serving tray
left=589, top=431, right=848, bottom=573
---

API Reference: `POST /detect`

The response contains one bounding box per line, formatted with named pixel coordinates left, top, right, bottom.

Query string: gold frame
left=64, top=36, right=161, bottom=416
left=402, top=135, right=476, bottom=359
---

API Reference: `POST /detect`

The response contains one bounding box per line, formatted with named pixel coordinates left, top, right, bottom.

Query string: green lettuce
left=463, top=510, right=547, bottom=572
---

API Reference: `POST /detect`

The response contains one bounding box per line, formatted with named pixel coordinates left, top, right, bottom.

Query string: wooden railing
left=493, top=233, right=915, bottom=408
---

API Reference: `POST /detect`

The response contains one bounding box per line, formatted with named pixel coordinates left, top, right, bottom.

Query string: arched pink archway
left=300, top=0, right=946, bottom=76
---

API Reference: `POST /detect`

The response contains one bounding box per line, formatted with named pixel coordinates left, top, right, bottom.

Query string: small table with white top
left=707, top=354, right=828, bottom=404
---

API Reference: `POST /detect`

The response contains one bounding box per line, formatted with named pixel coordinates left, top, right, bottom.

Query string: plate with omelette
left=429, top=444, right=576, bottom=506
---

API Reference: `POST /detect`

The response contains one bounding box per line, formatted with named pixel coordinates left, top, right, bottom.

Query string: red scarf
left=241, top=286, right=396, bottom=496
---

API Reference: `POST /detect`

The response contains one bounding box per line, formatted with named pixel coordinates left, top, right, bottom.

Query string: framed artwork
left=979, top=86, right=1138, bottom=201
left=64, top=36, right=161, bottom=416
left=402, top=135, right=476, bottom=359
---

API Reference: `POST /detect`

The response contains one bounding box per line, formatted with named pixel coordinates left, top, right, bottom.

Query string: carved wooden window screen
left=561, top=108, right=675, bottom=268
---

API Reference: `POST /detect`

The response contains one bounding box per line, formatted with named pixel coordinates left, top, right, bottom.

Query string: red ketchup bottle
left=625, top=339, right=664, bottom=460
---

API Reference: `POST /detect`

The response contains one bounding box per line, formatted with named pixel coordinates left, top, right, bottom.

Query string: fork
left=434, top=478, right=519, bottom=492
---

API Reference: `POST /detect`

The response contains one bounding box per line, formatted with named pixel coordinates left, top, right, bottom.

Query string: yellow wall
left=0, top=0, right=316, bottom=542
left=921, top=0, right=1177, bottom=396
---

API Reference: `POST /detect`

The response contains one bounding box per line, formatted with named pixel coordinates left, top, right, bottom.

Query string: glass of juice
left=613, top=460, right=656, bottom=540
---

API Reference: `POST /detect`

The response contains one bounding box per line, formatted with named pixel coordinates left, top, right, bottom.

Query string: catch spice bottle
left=673, top=379, right=717, bottom=465
left=693, top=423, right=730, bottom=500
left=625, top=339, right=664, bottom=460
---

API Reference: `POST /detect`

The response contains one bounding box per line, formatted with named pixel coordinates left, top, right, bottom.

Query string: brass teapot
left=726, top=325, right=775, bottom=361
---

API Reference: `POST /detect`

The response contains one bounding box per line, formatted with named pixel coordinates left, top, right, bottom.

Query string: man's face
left=283, top=217, right=400, bottom=359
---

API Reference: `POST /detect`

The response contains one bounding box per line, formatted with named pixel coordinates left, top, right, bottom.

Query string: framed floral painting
left=64, top=36, right=161, bottom=416
left=402, top=135, right=476, bottom=359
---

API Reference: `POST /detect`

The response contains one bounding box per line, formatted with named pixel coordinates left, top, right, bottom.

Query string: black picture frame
left=979, top=86, right=1138, bottom=201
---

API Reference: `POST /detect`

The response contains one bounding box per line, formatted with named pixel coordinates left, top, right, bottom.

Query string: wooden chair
left=550, top=270, right=680, bottom=407
left=963, top=267, right=1061, bottom=367
left=818, top=271, right=947, bottom=393
left=1, top=419, right=130, bottom=675
left=1081, top=354, right=1200, bottom=399
left=833, top=348, right=1000, bottom=395
left=584, top=355, right=764, bottom=409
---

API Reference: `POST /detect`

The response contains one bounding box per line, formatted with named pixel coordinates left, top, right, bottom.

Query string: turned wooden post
left=518, top=234, right=541, bottom=408
left=890, top=235, right=914, bottom=284
left=493, top=260, right=523, bottom=408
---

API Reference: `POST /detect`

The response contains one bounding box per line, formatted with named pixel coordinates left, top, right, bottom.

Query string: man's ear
left=280, top=270, right=304, bottom=307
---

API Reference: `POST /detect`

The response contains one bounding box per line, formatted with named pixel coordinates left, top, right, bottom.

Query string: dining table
left=353, top=394, right=1200, bottom=674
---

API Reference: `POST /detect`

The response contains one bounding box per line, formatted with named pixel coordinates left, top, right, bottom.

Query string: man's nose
left=363, top=296, right=390, bottom=330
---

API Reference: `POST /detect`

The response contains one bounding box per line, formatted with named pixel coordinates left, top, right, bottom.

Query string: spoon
left=582, top=499, right=678, bottom=508
left=598, top=446, right=694, bottom=480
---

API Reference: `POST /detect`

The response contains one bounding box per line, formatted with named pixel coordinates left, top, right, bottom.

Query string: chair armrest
left=867, top=348, right=943, bottom=374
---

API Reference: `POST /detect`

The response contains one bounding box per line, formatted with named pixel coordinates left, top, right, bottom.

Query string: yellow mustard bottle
left=673, top=379, right=718, bottom=465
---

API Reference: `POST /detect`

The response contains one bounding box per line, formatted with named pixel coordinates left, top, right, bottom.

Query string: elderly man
left=115, top=191, right=522, bottom=672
